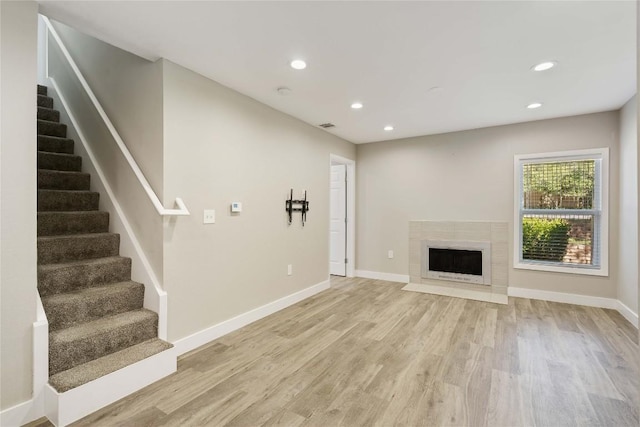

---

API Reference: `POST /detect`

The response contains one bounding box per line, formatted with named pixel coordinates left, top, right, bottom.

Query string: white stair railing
left=43, top=16, right=189, bottom=216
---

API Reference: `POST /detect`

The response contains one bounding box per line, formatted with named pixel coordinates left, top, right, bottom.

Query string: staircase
left=36, top=84, right=172, bottom=394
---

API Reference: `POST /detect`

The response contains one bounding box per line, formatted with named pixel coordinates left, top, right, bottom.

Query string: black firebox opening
left=429, top=248, right=482, bottom=276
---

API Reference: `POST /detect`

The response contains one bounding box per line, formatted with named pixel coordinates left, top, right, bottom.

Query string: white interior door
left=330, top=164, right=347, bottom=276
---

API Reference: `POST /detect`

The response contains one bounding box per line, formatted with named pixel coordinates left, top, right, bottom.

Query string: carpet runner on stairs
left=36, top=84, right=172, bottom=393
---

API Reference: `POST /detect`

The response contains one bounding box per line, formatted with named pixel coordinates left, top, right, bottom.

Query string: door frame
left=329, top=154, right=355, bottom=278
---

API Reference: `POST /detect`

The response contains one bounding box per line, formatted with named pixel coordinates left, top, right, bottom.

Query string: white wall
left=0, top=0, right=38, bottom=411
left=161, top=60, right=355, bottom=341
left=356, top=112, right=620, bottom=299
left=618, top=95, right=638, bottom=315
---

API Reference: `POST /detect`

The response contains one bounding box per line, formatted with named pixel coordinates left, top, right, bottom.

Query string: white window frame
left=513, top=148, right=609, bottom=276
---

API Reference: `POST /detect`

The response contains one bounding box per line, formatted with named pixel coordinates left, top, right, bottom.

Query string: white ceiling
left=39, top=1, right=636, bottom=144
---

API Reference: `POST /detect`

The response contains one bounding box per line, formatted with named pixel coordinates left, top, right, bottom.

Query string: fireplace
left=408, top=221, right=507, bottom=304
left=421, top=240, right=491, bottom=285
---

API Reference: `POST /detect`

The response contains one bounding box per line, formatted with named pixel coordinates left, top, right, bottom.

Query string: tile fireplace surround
left=405, top=221, right=509, bottom=304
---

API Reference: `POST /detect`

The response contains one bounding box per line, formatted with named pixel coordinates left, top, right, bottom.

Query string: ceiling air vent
left=319, top=123, right=335, bottom=128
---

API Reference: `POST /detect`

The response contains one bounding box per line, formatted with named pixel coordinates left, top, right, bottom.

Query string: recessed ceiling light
left=532, top=61, right=556, bottom=71
left=290, top=59, right=307, bottom=70
left=351, top=102, right=363, bottom=109
left=527, top=102, right=543, bottom=109
left=384, top=125, right=394, bottom=131
left=276, top=86, right=292, bottom=96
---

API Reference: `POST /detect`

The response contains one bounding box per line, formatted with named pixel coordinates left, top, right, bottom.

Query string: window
left=514, top=148, right=608, bottom=276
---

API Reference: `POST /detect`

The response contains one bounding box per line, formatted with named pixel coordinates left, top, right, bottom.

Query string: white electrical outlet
left=388, top=250, right=394, bottom=259
left=203, top=209, right=215, bottom=224
left=287, top=264, right=292, bottom=276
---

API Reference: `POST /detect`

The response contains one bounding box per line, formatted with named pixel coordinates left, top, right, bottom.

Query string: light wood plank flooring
left=29, top=277, right=638, bottom=426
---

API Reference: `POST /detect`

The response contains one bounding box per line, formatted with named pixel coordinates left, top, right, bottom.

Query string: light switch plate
left=203, top=210, right=215, bottom=224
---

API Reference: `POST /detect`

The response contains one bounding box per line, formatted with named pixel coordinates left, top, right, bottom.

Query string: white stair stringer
left=44, top=346, right=176, bottom=426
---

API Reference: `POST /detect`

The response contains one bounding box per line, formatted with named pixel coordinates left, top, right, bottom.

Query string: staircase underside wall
left=47, top=20, right=165, bottom=286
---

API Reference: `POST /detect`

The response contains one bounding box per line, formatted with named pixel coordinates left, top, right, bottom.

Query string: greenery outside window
left=514, top=148, right=609, bottom=276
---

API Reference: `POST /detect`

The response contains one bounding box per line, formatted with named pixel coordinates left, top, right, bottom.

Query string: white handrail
left=43, top=16, right=189, bottom=216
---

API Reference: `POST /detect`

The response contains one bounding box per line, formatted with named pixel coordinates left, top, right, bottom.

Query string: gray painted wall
left=161, top=60, right=355, bottom=341
left=0, top=0, right=38, bottom=411
left=356, top=112, right=620, bottom=299
left=618, top=95, right=638, bottom=315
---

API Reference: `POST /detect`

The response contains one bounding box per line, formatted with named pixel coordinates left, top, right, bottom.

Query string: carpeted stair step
left=35, top=84, right=169, bottom=394
left=38, top=135, right=73, bottom=154
left=38, top=94, right=53, bottom=108
left=38, top=256, right=132, bottom=296
left=38, top=211, right=109, bottom=236
left=38, top=151, right=82, bottom=171
left=38, top=119, right=67, bottom=138
left=49, top=309, right=159, bottom=376
left=42, top=281, right=144, bottom=331
left=38, top=107, right=60, bottom=122
left=38, top=233, right=120, bottom=264
left=38, top=170, right=90, bottom=191
left=38, top=189, right=99, bottom=211
left=49, top=338, right=173, bottom=392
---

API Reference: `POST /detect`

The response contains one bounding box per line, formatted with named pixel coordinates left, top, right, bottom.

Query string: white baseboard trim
left=31, top=297, right=49, bottom=425
left=173, top=279, right=330, bottom=356
left=616, top=300, right=639, bottom=328
left=46, top=347, right=176, bottom=427
left=403, top=282, right=508, bottom=305
left=508, top=287, right=618, bottom=308
left=355, top=270, right=410, bottom=283
left=508, top=287, right=638, bottom=328
left=1, top=297, right=52, bottom=426
left=0, top=399, right=39, bottom=427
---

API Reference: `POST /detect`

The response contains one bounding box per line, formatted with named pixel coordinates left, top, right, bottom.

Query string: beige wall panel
left=0, top=0, right=38, bottom=410
left=618, top=95, right=638, bottom=314
left=357, top=112, right=620, bottom=298
left=161, top=61, right=355, bottom=341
